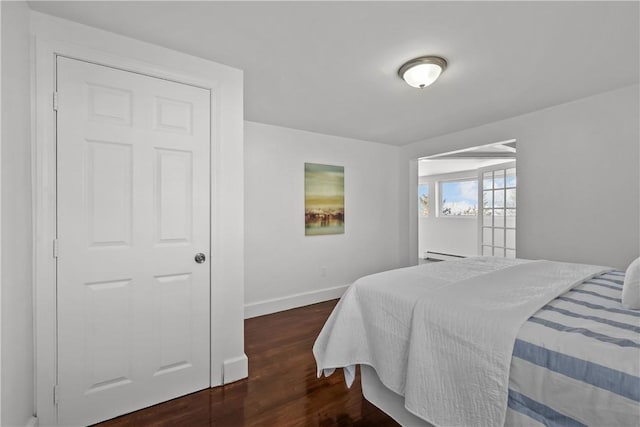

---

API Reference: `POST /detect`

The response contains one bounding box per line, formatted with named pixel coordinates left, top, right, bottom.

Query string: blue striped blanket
left=506, top=270, right=640, bottom=426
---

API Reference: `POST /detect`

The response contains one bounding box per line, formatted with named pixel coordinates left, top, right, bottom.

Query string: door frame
left=33, top=39, right=233, bottom=425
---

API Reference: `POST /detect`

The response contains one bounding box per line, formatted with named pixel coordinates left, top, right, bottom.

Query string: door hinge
left=53, top=239, right=59, bottom=259
left=53, top=92, right=59, bottom=111
left=53, top=384, right=59, bottom=406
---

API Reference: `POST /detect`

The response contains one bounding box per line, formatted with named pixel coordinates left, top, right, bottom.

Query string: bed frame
left=360, top=365, right=432, bottom=427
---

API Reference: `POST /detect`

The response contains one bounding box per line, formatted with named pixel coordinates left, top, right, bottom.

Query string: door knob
left=195, top=253, right=206, bottom=264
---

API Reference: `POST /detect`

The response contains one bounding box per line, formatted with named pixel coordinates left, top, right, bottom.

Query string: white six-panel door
left=56, top=56, right=211, bottom=426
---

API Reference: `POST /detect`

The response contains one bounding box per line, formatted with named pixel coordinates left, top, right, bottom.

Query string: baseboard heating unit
left=423, top=251, right=466, bottom=262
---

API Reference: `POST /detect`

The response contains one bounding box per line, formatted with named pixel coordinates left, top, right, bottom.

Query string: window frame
left=438, top=177, right=479, bottom=218
left=478, top=162, right=517, bottom=258
left=418, top=182, right=430, bottom=218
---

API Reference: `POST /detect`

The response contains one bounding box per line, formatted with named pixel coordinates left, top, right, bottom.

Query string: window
left=440, top=179, right=478, bottom=216
left=418, top=184, right=429, bottom=217
left=481, top=166, right=516, bottom=258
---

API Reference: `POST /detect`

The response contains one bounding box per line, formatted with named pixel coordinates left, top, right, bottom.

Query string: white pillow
left=621, top=257, right=640, bottom=310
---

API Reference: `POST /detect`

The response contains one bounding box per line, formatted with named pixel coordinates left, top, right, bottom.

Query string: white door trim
left=33, top=38, right=244, bottom=426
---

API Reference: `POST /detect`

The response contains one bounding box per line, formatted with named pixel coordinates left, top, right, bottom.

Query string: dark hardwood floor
left=96, top=300, right=399, bottom=427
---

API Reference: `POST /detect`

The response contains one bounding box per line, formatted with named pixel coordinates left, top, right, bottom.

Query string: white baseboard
left=223, top=354, right=248, bottom=384
left=25, top=416, right=39, bottom=427
left=244, top=284, right=349, bottom=319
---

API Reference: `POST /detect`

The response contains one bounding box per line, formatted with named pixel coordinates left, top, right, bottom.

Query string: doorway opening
left=417, top=140, right=516, bottom=263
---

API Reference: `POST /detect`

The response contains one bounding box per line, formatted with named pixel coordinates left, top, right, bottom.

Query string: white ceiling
left=28, top=1, right=639, bottom=146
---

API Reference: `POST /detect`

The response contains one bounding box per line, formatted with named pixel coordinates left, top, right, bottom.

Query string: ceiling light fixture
left=398, top=56, right=447, bottom=89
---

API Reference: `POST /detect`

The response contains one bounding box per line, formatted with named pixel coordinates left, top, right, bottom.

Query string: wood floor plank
left=95, top=300, right=398, bottom=426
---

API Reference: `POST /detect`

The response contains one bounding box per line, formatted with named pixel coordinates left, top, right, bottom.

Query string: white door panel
left=56, top=56, right=210, bottom=426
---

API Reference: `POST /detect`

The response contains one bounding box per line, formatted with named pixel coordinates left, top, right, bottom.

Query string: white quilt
left=313, top=257, right=609, bottom=427
left=404, top=260, right=608, bottom=426
left=313, top=257, right=527, bottom=395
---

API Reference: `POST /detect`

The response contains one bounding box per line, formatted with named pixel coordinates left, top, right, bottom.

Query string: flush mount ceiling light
left=398, top=56, right=447, bottom=89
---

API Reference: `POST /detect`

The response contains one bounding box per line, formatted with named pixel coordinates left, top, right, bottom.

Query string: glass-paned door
left=479, top=162, right=516, bottom=258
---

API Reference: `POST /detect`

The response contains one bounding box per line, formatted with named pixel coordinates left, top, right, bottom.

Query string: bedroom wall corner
left=1, top=1, right=34, bottom=426
left=244, top=121, right=402, bottom=316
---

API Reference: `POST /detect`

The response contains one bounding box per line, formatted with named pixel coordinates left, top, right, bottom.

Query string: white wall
left=30, top=11, right=245, bottom=423
left=418, top=172, right=479, bottom=259
left=419, top=216, right=477, bottom=258
left=244, top=121, right=401, bottom=317
left=1, top=1, right=34, bottom=426
left=402, top=85, right=640, bottom=270
left=1, top=3, right=3, bottom=421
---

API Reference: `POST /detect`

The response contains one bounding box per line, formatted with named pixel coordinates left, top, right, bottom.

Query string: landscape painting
left=305, top=163, right=344, bottom=236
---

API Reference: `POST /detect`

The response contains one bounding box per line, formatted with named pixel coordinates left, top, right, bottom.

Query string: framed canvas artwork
left=304, top=163, right=344, bottom=236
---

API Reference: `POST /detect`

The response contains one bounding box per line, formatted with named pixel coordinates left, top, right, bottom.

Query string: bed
left=313, top=257, right=640, bottom=427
